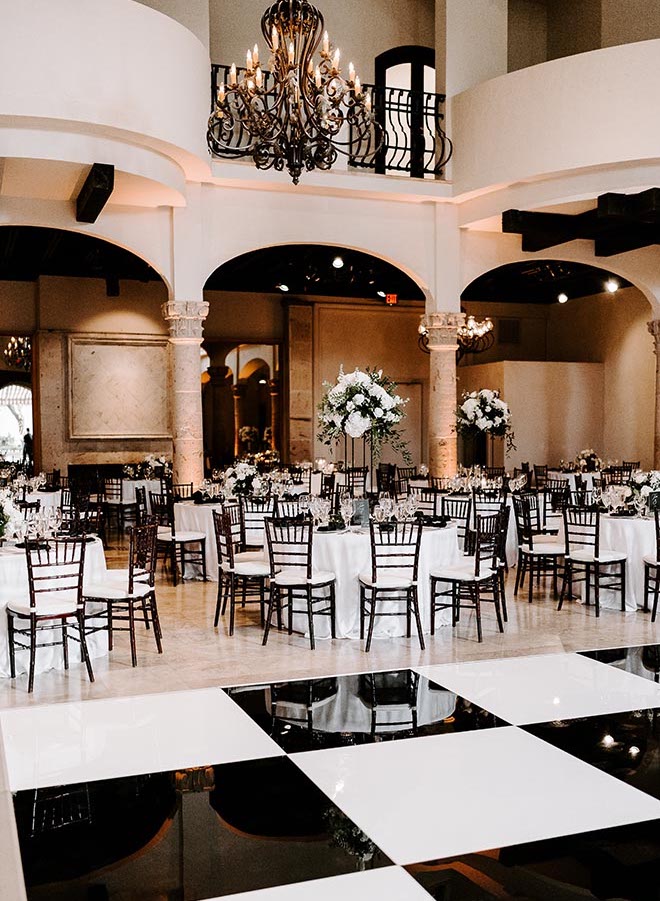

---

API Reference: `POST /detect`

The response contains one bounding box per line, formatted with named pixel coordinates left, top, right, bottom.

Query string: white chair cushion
left=83, top=579, right=152, bottom=600
left=157, top=530, right=206, bottom=543
left=568, top=548, right=627, bottom=563
left=430, top=563, right=497, bottom=583
left=644, top=554, right=660, bottom=567
left=7, top=597, right=79, bottom=617
left=221, top=561, right=271, bottom=577
left=273, top=569, right=335, bottom=586
left=358, top=573, right=415, bottom=590
left=521, top=542, right=565, bottom=556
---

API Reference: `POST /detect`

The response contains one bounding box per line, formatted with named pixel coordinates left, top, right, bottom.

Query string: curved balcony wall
left=0, top=0, right=210, bottom=185
left=452, top=39, right=660, bottom=197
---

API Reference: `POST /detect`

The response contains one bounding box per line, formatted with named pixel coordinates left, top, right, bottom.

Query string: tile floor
left=4, top=540, right=660, bottom=899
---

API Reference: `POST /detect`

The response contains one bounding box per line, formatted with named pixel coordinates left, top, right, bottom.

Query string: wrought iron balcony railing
left=209, top=64, right=452, bottom=180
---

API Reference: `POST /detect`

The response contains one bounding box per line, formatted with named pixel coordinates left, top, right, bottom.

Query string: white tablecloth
left=0, top=538, right=108, bottom=677
left=302, top=525, right=461, bottom=639
left=548, top=471, right=596, bottom=491
left=175, top=502, right=222, bottom=577
left=595, top=514, right=654, bottom=611
left=122, top=479, right=162, bottom=511
left=26, top=490, right=62, bottom=508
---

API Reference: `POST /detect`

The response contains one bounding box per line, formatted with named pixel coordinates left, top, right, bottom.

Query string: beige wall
left=133, top=0, right=210, bottom=48
left=312, top=301, right=427, bottom=465
left=601, top=0, right=660, bottom=48
left=459, top=360, right=604, bottom=469
left=507, top=0, right=547, bottom=72
left=546, top=0, right=601, bottom=60
left=209, top=0, right=435, bottom=82
left=461, top=286, right=654, bottom=468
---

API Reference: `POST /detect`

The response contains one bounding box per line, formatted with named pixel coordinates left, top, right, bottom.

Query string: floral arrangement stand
left=455, top=389, right=515, bottom=464
left=318, top=366, right=410, bottom=491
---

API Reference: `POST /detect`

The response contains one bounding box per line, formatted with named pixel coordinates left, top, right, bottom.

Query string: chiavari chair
left=396, top=465, right=418, bottom=496
left=240, top=495, right=276, bottom=551
left=262, top=517, right=336, bottom=650
left=150, top=491, right=207, bottom=585
left=274, top=497, right=304, bottom=519
left=441, top=495, right=471, bottom=550
left=319, top=472, right=336, bottom=500
left=170, top=481, right=194, bottom=501
left=623, top=460, right=640, bottom=472
left=135, top=486, right=149, bottom=525
left=485, top=466, right=505, bottom=479
left=101, top=477, right=136, bottom=533
left=643, top=510, right=660, bottom=620
left=7, top=538, right=94, bottom=693
left=408, top=485, right=439, bottom=517
left=512, top=493, right=565, bottom=603
left=430, top=476, right=453, bottom=492
left=359, top=520, right=424, bottom=652
left=270, top=677, right=339, bottom=737
left=601, top=466, right=631, bottom=486
left=465, top=487, right=505, bottom=554
left=84, top=523, right=161, bottom=667
left=429, top=511, right=505, bottom=643
left=212, top=509, right=270, bottom=634
left=289, top=466, right=312, bottom=493
left=342, top=466, right=369, bottom=497
left=376, top=463, right=397, bottom=496
left=545, top=478, right=571, bottom=513
left=558, top=506, right=627, bottom=617
left=533, top=464, right=548, bottom=489
left=357, top=670, right=420, bottom=736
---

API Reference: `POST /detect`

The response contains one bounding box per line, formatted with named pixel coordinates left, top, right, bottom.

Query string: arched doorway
left=0, top=382, right=32, bottom=464
left=202, top=245, right=427, bottom=469
left=458, top=259, right=652, bottom=469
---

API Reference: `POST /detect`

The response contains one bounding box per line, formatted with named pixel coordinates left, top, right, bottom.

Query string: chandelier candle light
left=207, top=1, right=383, bottom=184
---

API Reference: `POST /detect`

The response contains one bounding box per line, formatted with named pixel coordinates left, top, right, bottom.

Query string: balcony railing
left=209, top=64, right=452, bottom=180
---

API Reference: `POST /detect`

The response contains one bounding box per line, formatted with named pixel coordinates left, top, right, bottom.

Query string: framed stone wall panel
left=68, top=335, right=170, bottom=439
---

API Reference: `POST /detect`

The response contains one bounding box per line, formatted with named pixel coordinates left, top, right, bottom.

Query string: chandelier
left=418, top=315, right=494, bottom=361
left=207, top=0, right=383, bottom=184
left=3, top=336, right=32, bottom=372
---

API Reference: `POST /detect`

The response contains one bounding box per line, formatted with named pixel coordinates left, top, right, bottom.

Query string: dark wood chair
left=319, top=472, right=336, bottom=500
left=359, top=520, right=424, bottom=652
left=212, top=509, right=270, bottom=634
left=644, top=509, right=660, bottom=620
left=533, top=464, right=548, bottom=489
left=409, top=485, right=439, bottom=517
left=441, top=495, right=471, bottom=551
left=7, top=538, right=94, bottom=693
left=342, top=466, right=369, bottom=497
left=429, top=511, right=505, bottom=643
left=485, top=466, right=505, bottom=479
left=558, top=506, right=627, bottom=617
left=240, top=495, right=276, bottom=551
left=102, top=477, right=136, bottom=533
left=262, top=517, right=336, bottom=650
left=512, top=492, right=565, bottom=604
left=396, top=465, right=418, bottom=496
left=84, top=523, right=161, bottom=667
left=150, top=492, right=207, bottom=585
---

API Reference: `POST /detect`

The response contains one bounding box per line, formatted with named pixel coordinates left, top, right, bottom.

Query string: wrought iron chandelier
left=418, top=314, right=494, bottom=361
left=3, top=336, right=32, bottom=372
left=207, top=0, right=383, bottom=184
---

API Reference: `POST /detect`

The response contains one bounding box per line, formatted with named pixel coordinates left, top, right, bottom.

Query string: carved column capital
left=162, top=301, right=209, bottom=340
left=648, top=319, right=660, bottom=350
left=420, top=311, right=467, bottom=350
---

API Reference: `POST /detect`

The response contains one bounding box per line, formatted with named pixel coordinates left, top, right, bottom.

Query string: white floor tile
left=1, top=687, right=283, bottom=791
left=209, top=867, right=429, bottom=900
left=415, top=652, right=660, bottom=725
left=292, top=728, right=660, bottom=865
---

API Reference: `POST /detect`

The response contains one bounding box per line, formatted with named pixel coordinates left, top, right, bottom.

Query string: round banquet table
left=122, top=479, right=162, bottom=511
left=268, top=675, right=458, bottom=733
left=0, top=538, right=109, bottom=677
left=294, top=524, right=461, bottom=640
left=25, top=490, right=62, bottom=508
left=593, top=514, right=655, bottom=612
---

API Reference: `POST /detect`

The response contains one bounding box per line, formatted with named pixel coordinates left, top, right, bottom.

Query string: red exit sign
left=385, top=293, right=398, bottom=306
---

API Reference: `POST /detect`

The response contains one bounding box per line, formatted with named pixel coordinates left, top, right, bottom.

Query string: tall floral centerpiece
left=317, top=366, right=410, bottom=463
left=221, top=462, right=269, bottom=497
left=455, top=390, right=515, bottom=458
left=574, top=448, right=603, bottom=472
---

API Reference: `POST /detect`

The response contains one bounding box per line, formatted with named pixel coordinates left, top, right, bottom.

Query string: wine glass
left=340, top=497, right=353, bottom=530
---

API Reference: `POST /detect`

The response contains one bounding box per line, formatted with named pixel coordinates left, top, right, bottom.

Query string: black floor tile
left=224, top=669, right=508, bottom=752
left=580, top=644, right=660, bottom=684
left=406, top=818, right=660, bottom=900
left=524, top=707, right=660, bottom=800
left=13, top=757, right=391, bottom=900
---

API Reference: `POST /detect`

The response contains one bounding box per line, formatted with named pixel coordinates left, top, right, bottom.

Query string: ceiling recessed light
left=605, top=278, right=619, bottom=293
left=332, top=255, right=344, bottom=269
left=258, top=378, right=267, bottom=384
left=277, top=283, right=289, bottom=292
left=377, top=290, right=386, bottom=298
left=557, top=292, right=568, bottom=304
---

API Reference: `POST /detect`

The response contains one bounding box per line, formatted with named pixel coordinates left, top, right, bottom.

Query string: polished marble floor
left=4, top=539, right=660, bottom=898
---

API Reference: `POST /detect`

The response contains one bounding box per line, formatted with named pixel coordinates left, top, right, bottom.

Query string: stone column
left=268, top=379, right=279, bottom=452
left=232, top=383, right=245, bottom=458
left=649, top=320, right=660, bottom=467
left=162, top=300, right=209, bottom=485
left=421, top=311, right=465, bottom=477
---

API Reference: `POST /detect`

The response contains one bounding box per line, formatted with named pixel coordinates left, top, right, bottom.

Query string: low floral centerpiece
left=630, top=470, right=660, bottom=501
left=123, top=454, right=172, bottom=480
left=318, top=366, right=410, bottom=462
left=455, top=389, right=515, bottom=449
left=221, top=461, right=269, bottom=497
left=0, top=489, right=23, bottom=540
left=574, top=448, right=603, bottom=472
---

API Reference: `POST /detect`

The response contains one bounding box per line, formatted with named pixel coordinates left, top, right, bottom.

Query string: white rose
left=374, top=407, right=383, bottom=418
left=641, top=485, right=652, bottom=497
left=345, top=411, right=370, bottom=438
left=353, top=393, right=365, bottom=405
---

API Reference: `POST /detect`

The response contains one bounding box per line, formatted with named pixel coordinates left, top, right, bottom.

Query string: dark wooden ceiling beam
left=76, top=163, right=114, bottom=223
